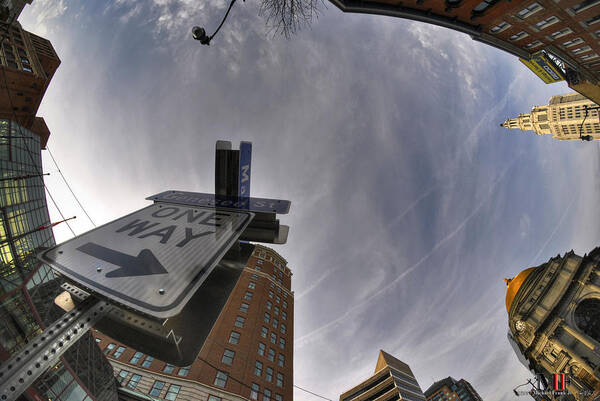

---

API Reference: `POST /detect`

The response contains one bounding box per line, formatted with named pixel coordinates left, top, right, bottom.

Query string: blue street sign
left=239, top=141, right=252, bottom=198
left=148, top=191, right=291, bottom=214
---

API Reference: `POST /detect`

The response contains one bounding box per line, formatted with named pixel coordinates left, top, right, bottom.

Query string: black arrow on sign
left=76, top=242, right=168, bottom=278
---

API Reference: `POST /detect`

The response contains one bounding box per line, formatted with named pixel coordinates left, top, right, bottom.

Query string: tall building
left=94, top=244, right=294, bottom=401
left=0, top=119, right=118, bottom=400
left=0, top=20, right=60, bottom=145
left=505, top=248, right=600, bottom=401
left=424, top=377, right=483, bottom=401
left=325, top=0, right=600, bottom=104
left=339, top=350, right=427, bottom=401
left=0, top=0, right=32, bottom=22
left=501, top=92, right=600, bottom=141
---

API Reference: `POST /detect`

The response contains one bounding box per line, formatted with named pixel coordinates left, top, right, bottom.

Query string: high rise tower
left=501, top=92, right=600, bottom=141
left=339, top=350, right=426, bottom=401
left=94, top=244, right=294, bottom=401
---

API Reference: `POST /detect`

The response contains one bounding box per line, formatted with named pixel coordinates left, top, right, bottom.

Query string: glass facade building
left=0, top=119, right=118, bottom=400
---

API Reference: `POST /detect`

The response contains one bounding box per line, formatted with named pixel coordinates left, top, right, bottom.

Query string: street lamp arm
left=192, top=0, right=240, bottom=45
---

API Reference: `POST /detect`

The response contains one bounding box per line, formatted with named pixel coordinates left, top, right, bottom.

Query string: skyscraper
left=325, top=0, right=600, bottom=104
left=505, top=249, right=600, bottom=401
left=339, top=350, right=426, bottom=401
left=501, top=92, right=600, bottom=141
left=0, top=119, right=118, bottom=400
left=424, top=377, right=483, bottom=401
left=94, top=244, right=294, bottom=401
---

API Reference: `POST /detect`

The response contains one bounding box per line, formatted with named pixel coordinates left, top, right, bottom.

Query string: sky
left=18, top=1, right=600, bottom=400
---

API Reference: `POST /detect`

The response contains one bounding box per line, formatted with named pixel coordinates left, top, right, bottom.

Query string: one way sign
left=38, top=203, right=254, bottom=318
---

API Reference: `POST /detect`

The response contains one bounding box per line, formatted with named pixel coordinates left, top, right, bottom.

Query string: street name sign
left=238, top=141, right=252, bottom=197
left=38, top=203, right=254, bottom=319
left=148, top=190, right=291, bottom=214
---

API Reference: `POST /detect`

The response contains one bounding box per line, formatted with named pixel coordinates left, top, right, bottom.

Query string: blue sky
left=20, top=1, right=600, bottom=400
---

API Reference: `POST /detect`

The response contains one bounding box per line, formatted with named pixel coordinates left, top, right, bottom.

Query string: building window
left=572, top=45, right=592, bottom=54
left=208, top=396, right=221, bottom=401
left=113, top=346, right=126, bottom=358
left=586, top=15, right=600, bottom=25
left=276, top=296, right=280, bottom=303
left=149, top=381, right=165, bottom=397
left=249, top=282, right=256, bottom=289
left=235, top=316, right=246, bottom=328
left=278, top=354, right=285, bottom=367
left=563, top=38, right=584, bottom=47
left=274, top=306, right=280, bottom=316
left=258, top=342, right=266, bottom=356
left=178, top=366, right=190, bottom=377
left=222, top=349, right=235, bottom=365
left=279, top=338, right=285, bottom=349
left=256, top=265, right=262, bottom=271
left=95, top=338, right=101, bottom=343
left=128, top=374, right=142, bottom=389
left=275, top=395, right=283, bottom=401
left=266, top=367, right=273, bottom=382
left=571, top=0, right=600, bottom=14
left=273, top=319, right=278, bottom=329
left=251, top=383, right=260, bottom=400
left=472, top=0, right=499, bottom=14
left=268, top=348, right=275, bottom=362
left=263, top=388, right=272, bottom=401
left=517, top=2, right=542, bottom=18
left=252, top=274, right=259, bottom=280
left=117, top=370, right=129, bottom=383
left=525, top=40, right=543, bottom=49
left=261, top=326, right=268, bottom=338
left=574, top=298, right=600, bottom=343
left=550, top=27, right=572, bottom=39
left=282, top=312, right=287, bottom=321
left=266, top=301, right=272, bottom=310
left=240, top=303, right=249, bottom=313
left=509, top=31, right=529, bottom=41
left=271, top=333, right=277, bottom=344
left=104, top=343, right=115, bottom=354
left=229, top=331, right=241, bottom=344
left=269, top=291, right=274, bottom=299
left=282, top=301, right=287, bottom=309
left=244, top=291, right=253, bottom=301
left=214, top=371, right=228, bottom=388
left=140, top=356, right=154, bottom=369
left=535, top=16, right=559, bottom=30
left=581, top=53, right=600, bottom=60
left=257, top=259, right=263, bottom=264
left=281, top=324, right=286, bottom=334
left=254, top=361, right=263, bottom=376
left=283, top=293, right=288, bottom=299
left=264, top=312, right=271, bottom=323
left=129, top=351, right=143, bottom=364
left=163, top=364, right=175, bottom=374
left=276, top=373, right=283, bottom=387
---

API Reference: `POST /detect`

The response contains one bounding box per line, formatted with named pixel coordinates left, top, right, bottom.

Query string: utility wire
left=293, top=384, right=332, bottom=401
left=46, top=145, right=96, bottom=227
left=0, top=23, right=76, bottom=236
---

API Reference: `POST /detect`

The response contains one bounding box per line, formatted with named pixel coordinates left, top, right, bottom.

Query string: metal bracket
left=0, top=299, right=112, bottom=401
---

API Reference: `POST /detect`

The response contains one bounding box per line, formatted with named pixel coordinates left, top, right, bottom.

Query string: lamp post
left=578, top=104, right=600, bottom=141
left=192, top=0, right=242, bottom=45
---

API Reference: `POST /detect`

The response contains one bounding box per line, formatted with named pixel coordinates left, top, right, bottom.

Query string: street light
left=192, top=0, right=242, bottom=46
left=578, top=104, right=600, bottom=141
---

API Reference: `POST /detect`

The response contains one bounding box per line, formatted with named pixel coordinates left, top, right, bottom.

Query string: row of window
left=102, top=342, right=191, bottom=376
left=117, top=371, right=181, bottom=400
left=253, top=361, right=284, bottom=387
left=229, top=328, right=286, bottom=349
left=213, top=370, right=285, bottom=401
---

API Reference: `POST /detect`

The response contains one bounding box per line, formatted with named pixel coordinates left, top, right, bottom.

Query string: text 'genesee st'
left=115, top=207, right=231, bottom=248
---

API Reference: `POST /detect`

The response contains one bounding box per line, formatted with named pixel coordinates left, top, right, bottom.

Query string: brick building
left=424, top=377, right=483, bottom=401
left=327, top=0, right=600, bottom=104
left=0, top=20, right=59, bottom=147
left=94, top=244, right=294, bottom=401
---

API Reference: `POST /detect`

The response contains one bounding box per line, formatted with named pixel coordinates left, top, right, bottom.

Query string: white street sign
left=38, top=203, right=254, bottom=318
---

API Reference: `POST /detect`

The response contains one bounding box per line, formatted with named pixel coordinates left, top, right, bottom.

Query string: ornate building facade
left=339, top=350, right=426, bottom=401
left=501, top=92, right=600, bottom=141
left=94, top=244, right=294, bottom=401
left=505, top=248, right=600, bottom=401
